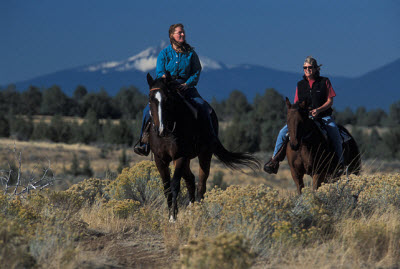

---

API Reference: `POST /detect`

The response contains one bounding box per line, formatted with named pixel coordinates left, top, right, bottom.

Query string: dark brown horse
left=146, top=73, right=260, bottom=221
left=285, top=98, right=361, bottom=194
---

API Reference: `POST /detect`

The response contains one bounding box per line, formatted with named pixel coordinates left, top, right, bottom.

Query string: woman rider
left=134, top=23, right=212, bottom=156
left=263, top=56, right=344, bottom=174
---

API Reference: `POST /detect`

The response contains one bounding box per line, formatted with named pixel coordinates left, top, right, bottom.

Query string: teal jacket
left=156, top=45, right=202, bottom=87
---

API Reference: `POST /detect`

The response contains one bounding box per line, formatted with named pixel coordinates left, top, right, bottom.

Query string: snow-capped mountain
left=82, top=41, right=225, bottom=74
left=6, top=44, right=400, bottom=110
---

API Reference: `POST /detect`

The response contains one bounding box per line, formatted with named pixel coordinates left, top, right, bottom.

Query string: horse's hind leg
left=154, top=156, right=172, bottom=210
left=197, top=152, right=212, bottom=200
left=182, top=160, right=196, bottom=204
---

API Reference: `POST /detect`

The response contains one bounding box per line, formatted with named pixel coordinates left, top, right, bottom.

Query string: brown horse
left=285, top=98, right=361, bottom=194
left=146, top=73, right=260, bottom=221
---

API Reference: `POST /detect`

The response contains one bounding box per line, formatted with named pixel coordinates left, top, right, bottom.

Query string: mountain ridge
left=4, top=43, right=400, bottom=111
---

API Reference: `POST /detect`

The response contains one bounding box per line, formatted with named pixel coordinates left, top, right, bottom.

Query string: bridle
left=149, top=87, right=176, bottom=135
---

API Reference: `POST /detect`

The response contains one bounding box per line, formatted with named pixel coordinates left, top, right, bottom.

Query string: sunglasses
left=303, top=66, right=314, bottom=70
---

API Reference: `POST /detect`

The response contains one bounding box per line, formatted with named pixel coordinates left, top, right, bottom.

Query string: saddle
left=312, top=118, right=352, bottom=144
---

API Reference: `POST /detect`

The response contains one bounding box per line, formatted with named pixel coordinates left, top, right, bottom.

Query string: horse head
left=147, top=72, right=178, bottom=136
left=286, top=97, right=310, bottom=150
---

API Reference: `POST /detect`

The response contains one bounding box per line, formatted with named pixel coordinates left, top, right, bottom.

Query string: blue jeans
left=140, top=104, right=151, bottom=139
left=273, top=116, right=343, bottom=164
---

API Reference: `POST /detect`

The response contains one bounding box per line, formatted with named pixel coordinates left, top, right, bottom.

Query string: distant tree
left=103, top=119, right=135, bottom=145
left=117, top=149, right=130, bottom=173
left=8, top=115, right=34, bottom=141
left=20, top=86, right=42, bottom=115
left=70, top=85, right=88, bottom=117
left=355, top=106, right=367, bottom=126
left=70, top=153, right=80, bottom=176
left=210, top=97, right=226, bottom=120
left=113, top=86, right=147, bottom=119
left=80, top=109, right=101, bottom=143
left=81, top=155, right=94, bottom=177
left=222, top=113, right=259, bottom=152
left=363, top=109, right=387, bottom=127
left=388, top=100, right=400, bottom=126
left=82, top=89, right=117, bottom=119
left=224, top=90, right=251, bottom=120
left=47, top=115, right=72, bottom=143
left=253, top=89, right=286, bottom=152
left=0, top=85, right=20, bottom=114
left=381, top=126, right=400, bottom=160
left=0, top=116, right=10, bottom=137
left=335, top=107, right=356, bottom=125
left=73, top=85, right=88, bottom=101
left=31, top=119, right=50, bottom=141
left=41, top=85, right=69, bottom=115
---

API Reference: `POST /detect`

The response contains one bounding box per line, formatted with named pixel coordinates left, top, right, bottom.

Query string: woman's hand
left=177, top=83, right=188, bottom=92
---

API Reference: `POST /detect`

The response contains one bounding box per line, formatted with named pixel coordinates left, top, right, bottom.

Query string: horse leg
left=197, top=152, right=212, bottom=200
left=170, top=157, right=186, bottom=221
left=290, top=167, right=305, bottom=194
left=312, top=173, right=324, bottom=191
left=182, top=160, right=196, bottom=204
left=154, top=156, right=172, bottom=212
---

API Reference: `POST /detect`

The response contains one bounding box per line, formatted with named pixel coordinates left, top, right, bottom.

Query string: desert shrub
left=339, top=213, right=400, bottom=264
left=105, top=199, right=141, bottom=219
left=66, top=178, right=111, bottom=205
left=0, top=192, right=8, bottom=212
left=48, top=190, right=85, bottom=216
left=106, top=161, right=164, bottom=205
left=180, top=232, right=255, bottom=269
left=0, top=218, right=37, bottom=268
left=7, top=197, right=41, bottom=226
left=106, top=160, right=188, bottom=207
left=355, top=173, right=400, bottom=213
left=184, top=185, right=293, bottom=255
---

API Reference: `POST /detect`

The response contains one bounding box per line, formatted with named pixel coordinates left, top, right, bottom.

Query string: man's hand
left=310, top=108, right=320, bottom=117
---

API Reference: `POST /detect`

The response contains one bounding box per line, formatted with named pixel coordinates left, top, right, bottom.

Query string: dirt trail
left=77, top=230, right=179, bottom=268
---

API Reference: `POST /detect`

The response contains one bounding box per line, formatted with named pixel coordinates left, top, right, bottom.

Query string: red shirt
left=294, top=78, right=336, bottom=103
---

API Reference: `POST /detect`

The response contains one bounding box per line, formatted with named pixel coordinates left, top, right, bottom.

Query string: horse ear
left=147, top=73, right=154, bottom=87
left=299, top=100, right=307, bottom=109
left=285, top=97, right=292, bottom=109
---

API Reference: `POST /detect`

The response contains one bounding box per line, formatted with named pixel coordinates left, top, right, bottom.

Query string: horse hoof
left=169, top=215, right=176, bottom=223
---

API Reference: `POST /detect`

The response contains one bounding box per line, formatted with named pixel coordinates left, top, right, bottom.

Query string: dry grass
left=2, top=139, right=400, bottom=268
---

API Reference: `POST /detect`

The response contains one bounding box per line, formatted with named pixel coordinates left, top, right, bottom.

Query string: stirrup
left=263, top=158, right=279, bottom=174
left=133, top=141, right=150, bottom=156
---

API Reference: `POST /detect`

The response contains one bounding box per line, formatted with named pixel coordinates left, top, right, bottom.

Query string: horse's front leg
left=182, top=159, right=196, bottom=204
left=170, top=157, right=186, bottom=221
left=289, top=166, right=305, bottom=195
left=154, top=156, right=172, bottom=211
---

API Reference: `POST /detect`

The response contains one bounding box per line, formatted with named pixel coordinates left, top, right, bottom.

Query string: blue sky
left=1, top=0, right=399, bottom=85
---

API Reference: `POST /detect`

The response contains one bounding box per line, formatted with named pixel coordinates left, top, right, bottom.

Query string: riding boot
left=264, top=140, right=288, bottom=174
left=133, top=122, right=151, bottom=156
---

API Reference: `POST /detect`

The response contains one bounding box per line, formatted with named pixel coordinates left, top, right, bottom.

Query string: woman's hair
left=304, top=56, right=321, bottom=76
left=169, top=23, right=192, bottom=53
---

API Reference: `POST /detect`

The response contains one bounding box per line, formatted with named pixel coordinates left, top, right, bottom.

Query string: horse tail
left=212, top=137, right=260, bottom=171
left=338, top=125, right=362, bottom=175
